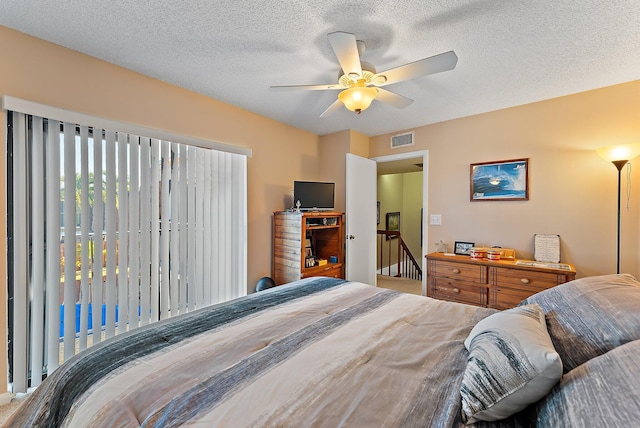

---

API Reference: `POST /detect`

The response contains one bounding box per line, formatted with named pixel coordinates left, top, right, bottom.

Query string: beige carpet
left=0, top=393, right=28, bottom=424
left=376, top=275, right=423, bottom=296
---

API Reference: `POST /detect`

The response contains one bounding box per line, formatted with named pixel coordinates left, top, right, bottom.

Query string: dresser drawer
left=302, top=264, right=343, bottom=279
left=489, top=286, right=539, bottom=310
left=430, top=260, right=487, bottom=284
left=318, top=265, right=342, bottom=279
left=490, top=267, right=561, bottom=291
left=430, top=277, right=488, bottom=306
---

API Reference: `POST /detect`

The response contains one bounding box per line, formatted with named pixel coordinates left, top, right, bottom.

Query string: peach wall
left=318, top=130, right=350, bottom=212
left=0, top=25, right=320, bottom=396
left=348, top=129, right=370, bottom=157
left=370, top=81, right=640, bottom=280
left=317, top=129, right=369, bottom=213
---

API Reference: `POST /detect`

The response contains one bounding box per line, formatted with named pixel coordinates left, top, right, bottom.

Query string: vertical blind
left=7, top=109, right=248, bottom=393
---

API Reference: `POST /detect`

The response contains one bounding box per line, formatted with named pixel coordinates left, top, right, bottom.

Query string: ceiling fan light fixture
left=338, top=82, right=378, bottom=114
left=271, top=32, right=456, bottom=118
left=372, top=74, right=387, bottom=85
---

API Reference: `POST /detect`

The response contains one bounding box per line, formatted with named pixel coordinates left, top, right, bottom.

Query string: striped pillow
left=520, top=273, right=640, bottom=372
left=534, top=339, right=640, bottom=425
left=460, top=304, right=562, bottom=424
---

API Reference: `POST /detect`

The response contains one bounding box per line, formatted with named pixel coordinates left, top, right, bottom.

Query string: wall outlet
left=430, top=214, right=442, bottom=225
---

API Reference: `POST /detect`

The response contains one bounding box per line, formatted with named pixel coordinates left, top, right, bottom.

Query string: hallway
left=376, top=275, right=422, bottom=296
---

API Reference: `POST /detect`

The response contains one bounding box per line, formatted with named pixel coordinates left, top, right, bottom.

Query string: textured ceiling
left=1, top=1, right=639, bottom=137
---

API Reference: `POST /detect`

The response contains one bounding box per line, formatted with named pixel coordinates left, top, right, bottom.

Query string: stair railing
left=376, top=230, right=422, bottom=280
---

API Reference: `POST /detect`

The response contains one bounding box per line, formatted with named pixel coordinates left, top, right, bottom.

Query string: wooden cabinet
left=272, top=211, right=344, bottom=285
left=426, top=252, right=576, bottom=309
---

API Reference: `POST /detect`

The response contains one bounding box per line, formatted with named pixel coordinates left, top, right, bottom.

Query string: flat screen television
left=293, top=181, right=335, bottom=211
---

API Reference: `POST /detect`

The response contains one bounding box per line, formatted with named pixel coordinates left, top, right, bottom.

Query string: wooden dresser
left=272, top=211, right=344, bottom=285
left=426, top=252, right=576, bottom=309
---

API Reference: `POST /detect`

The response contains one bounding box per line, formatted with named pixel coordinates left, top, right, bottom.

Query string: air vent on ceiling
left=390, top=131, right=414, bottom=149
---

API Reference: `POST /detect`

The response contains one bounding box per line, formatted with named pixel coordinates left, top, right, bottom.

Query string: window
left=6, top=101, right=248, bottom=392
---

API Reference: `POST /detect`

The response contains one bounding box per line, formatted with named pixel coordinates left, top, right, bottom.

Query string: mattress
left=6, top=277, right=497, bottom=427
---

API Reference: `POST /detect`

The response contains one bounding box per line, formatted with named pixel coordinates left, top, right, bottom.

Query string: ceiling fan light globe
left=338, top=86, right=378, bottom=113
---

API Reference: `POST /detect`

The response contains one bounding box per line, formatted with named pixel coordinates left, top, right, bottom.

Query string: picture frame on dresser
left=470, top=158, right=529, bottom=201
left=454, top=241, right=475, bottom=255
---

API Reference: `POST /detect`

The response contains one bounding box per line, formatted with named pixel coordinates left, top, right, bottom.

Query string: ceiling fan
left=270, top=31, right=458, bottom=117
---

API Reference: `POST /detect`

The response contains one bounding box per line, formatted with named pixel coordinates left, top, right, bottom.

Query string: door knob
left=346, top=234, right=355, bottom=240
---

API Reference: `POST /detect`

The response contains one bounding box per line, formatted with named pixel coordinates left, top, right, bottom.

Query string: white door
left=345, top=153, right=377, bottom=285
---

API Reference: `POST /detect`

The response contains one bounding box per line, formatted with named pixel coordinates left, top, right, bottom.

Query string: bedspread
left=6, top=277, right=497, bottom=427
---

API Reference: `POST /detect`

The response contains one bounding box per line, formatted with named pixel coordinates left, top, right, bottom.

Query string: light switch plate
left=430, top=214, right=442, bottom=225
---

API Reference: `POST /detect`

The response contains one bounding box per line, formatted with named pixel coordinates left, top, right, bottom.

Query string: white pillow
left=460, top=304, right=563, bottom=424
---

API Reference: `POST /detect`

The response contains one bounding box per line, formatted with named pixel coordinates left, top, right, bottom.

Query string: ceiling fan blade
left=375, top=50, right=458, bottom=86
left=327, top=31, right=362, bottom=78
left=270, top=83, right=342, bottom=91
left=320, top=99, right=344, bottom=117
left=376, top=88, right=414, bottom=109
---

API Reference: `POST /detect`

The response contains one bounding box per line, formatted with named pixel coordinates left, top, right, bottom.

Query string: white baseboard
left=0, top=392, right=13, bottom=406
left=377, top=263, right=399, bottom=276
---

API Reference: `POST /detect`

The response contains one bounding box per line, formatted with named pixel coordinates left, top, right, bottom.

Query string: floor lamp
left=596, top=143, right=640, bottom=274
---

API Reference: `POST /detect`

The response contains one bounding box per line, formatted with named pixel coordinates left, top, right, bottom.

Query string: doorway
left=371, top=151, right=428, bottom=295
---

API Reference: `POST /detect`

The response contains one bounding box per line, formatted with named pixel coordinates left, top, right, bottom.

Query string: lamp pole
left=596, top=143, right=640, bottom=274
left=612, top=160, right=627, bottom=274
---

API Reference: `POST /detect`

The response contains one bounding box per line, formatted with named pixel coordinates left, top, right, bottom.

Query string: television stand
left=272, top=211, right=344, bottom=285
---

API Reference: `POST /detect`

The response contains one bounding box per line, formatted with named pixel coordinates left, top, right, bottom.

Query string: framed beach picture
left=470, top=158, right=529, bottom=201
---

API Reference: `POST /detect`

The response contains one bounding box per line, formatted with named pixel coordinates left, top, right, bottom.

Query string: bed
left=5, top=274, right=640, bottom=427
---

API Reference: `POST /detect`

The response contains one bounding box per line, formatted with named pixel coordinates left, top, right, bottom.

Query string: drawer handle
left=453, top=288, right=460, bottom=294
left=452, top=268, right=461, bottom=274
left=520, top=278, right=530, bottom=284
